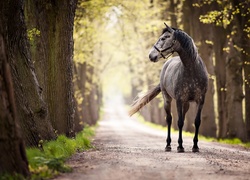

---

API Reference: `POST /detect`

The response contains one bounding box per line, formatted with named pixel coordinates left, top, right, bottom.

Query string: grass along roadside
left=26, top=125, right=96, bottom=179
left=136, top=115, right=250, bottom=148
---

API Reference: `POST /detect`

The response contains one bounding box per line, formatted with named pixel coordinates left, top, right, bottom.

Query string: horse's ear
left=164, top=22, right=174, bottom=33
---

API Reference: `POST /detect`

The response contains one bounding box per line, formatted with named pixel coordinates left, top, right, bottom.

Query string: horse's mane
left=174, top=30, right=198, bottom=60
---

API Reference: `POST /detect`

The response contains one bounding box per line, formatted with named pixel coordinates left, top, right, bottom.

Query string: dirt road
left=55, top=102, right=250, bottom=180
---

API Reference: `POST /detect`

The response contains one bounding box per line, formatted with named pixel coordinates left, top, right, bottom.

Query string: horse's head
left=149, top=23, right=177, bottom=62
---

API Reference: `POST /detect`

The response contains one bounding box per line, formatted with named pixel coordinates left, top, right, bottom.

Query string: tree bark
left=213, top=26, right=228, bottom=139
left=2, top=0, right=55, bottom=146
left=225, top=0, right=247, bottom=141
left=243, top=39, right=250, bottom=141
left=182, top=0, right=217, bottom=137
left=169, top=0, right=178, bottom=28
left=0, top=32, right=30, bottom=177
left=226, top=38, right=246, bottom=140
left=234, top=1, right=250, bottom=141
left=196, top=16, right=217, bottom=137
left=181, top=0, right=197, bottom=133
left=24, top=0, right=77, bottom=137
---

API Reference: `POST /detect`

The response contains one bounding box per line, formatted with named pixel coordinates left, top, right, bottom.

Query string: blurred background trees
left=104, top=0, right=249, bottom=142
left=0, top=0, right=249, bottom=176
left=85, top=0, right=249, bottom=142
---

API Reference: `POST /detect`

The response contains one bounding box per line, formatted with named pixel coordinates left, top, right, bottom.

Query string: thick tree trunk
left=181, top=0, right=197, bottom=133
left=2, top=0, right=55, bottom=146
left=49, top=0, right=76, bottom=136
left=213, top=26, right=228, bottom=139
left=182, top=0, right=217, bottom=137
left=244, top=53, right=250, bottom=140
left=243, top=41, right=250, bottom=140
left=24, top=0, right=77, bottom=136
left=225, top=0, right=247, bottom=141
left=197, top=25, right=217, bottom=137
left=226, top=42, right=246, bottom=140
left=169, top=0, right=178, bottom=28
left=0, top=33, right=30, bottom=177
left=233, top=1, right=250, bottom=141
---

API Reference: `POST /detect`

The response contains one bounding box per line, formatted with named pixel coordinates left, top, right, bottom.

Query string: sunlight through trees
left=0, top=0, right=249, bottom=177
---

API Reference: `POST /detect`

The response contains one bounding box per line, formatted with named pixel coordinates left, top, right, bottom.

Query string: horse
left=129, top=23, right=208, bottom=153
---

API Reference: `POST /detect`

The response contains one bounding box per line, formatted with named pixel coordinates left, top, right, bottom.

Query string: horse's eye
left=161, top=35, right=170, bottom=41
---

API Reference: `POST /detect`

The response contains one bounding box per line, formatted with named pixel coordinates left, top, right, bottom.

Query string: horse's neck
left=177, top=45, right=198, bottom=67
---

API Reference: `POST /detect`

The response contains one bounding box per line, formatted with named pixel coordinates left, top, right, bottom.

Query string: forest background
left=0, top=0, right=249, bottom=177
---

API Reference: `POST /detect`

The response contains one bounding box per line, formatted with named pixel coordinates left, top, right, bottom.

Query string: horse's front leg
left=164, top=97, right=172, bottom=151
left=176, top=101, right=189, bottom=153
left=162, top=92, right=172, bottom=151
left=176, top=100, right=184, bottom=152
left=193, top=100, right=204, bottom=152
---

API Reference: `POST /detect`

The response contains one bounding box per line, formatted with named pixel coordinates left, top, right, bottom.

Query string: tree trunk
left=225, top=0, right=247, bottom=141
left=181, top=0, right=196, bottom=133
left=226, top=40, right=246, bottom=140
left=213, top=26, right=228, bottom=139
left=169, top=0, right=178, bottom=28
left=2, top=0, right=55, bottom=147
left=182, top=0, right=217, bottom=137
left=243, top=37, right=250, bottom=141
left=74, top=63, right=86, bottom=128
left=197, top=14, right=217, bottom=137
left=24, top=0, right=77, bottom=137
left=83, top=64, right=101, bottom=125
left=233, top=1, right=250, bottom=141
left=0, top=31, right=30, bottom=177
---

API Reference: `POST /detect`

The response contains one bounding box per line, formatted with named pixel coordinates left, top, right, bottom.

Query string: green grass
left=217, top=138, right=250, bottom=148
left=26, top=125, right=95, bottom=179
left=137, top=115, right=250, bottom=148
left=0, top=173, right=26, bottom=180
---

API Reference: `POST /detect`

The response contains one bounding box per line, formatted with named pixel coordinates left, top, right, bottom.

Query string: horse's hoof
left=165, top=145, right=171, bottom=152
left=192, top=147, right=199, bottom=153
left=177, top=146, right=185, bottom=153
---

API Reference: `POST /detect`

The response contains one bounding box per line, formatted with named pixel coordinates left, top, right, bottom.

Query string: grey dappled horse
left=129, top=23, right=208, bottom=153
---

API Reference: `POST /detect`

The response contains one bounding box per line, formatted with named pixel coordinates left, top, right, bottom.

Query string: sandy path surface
left=54, top=103, right=250, bottom=180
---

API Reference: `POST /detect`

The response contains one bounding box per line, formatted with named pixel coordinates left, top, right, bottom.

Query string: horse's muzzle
left=149, top=54, right=158, bottom=62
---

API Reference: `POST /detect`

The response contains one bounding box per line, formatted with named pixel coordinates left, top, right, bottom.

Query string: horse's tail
left=129, top=84, right=161, bottom=116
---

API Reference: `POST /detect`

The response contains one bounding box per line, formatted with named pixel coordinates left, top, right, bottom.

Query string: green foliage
left=26, top=126, right=95, bottom=179
left=199, top=10, right=231, bottom=27
left=74, top=0, right=165, bottom=103
left=198, top=1, right=250, bottom=35
left=27, top=28, right=40, bottom=44
left=0, top=173, right=26, bottom=180
left=218, top=138, right=243, bottom=145
left=44, top=135, right=76, bottom=158
left=75, top=127, right=95, bottom=150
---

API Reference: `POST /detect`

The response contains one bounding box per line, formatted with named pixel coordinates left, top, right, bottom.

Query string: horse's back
left=160, top=56, right=208, bottom=102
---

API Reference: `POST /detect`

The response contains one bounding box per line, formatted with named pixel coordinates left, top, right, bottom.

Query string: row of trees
left=132, top=0, right=250, bottom=141
left=0, top=0, right=249, bottom=177
left=76, top=0, right=249, bottom=142
left=0, top=0, right=103, bottom=176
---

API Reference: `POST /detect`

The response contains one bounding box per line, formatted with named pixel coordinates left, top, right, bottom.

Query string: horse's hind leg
left=163, top=92, right=172, bottom=151
left=192, top=98, right=205, bottom=152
